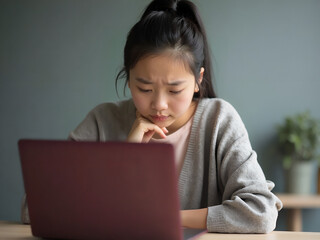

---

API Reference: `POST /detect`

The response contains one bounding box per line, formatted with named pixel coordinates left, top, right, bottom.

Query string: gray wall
left=1, top=0, right=319, bottom=231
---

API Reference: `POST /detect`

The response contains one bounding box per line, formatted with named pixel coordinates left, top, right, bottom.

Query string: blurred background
left=1, top=0, right=319, bottom=231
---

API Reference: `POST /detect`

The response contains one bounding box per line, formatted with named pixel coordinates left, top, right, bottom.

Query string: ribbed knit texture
left=68, top=98, right=283, bottom=233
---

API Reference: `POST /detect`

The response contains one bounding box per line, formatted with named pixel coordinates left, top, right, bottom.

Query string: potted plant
left=277, top=111, right=320, bottom=194
left=318, top=158, right=320, bottom=194
left=318, top=156, right=320, bottom=194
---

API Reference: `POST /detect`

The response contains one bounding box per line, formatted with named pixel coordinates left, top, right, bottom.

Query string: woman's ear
left=195, top=67, right=204, bottom=92
left=199, top=67, right=204, bottom=84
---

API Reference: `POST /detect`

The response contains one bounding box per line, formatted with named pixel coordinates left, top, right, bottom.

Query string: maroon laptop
left=18, top=140, right=182, bottom=240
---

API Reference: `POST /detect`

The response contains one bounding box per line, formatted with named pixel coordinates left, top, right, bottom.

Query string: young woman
left=23, top=0, right=282, bottom=233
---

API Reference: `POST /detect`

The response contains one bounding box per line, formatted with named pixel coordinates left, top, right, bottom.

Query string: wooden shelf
left=276, top=194, right=320, bottom=208
left=276, top=193, right=320, bottom=231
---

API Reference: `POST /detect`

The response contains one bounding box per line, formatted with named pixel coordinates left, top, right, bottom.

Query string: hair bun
left=155, top=0, right=178, bottom=11
left=141, top=0, right=179, bottom=19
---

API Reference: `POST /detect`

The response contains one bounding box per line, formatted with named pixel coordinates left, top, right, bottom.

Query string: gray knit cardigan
left=67, top=98, right=282, bottom=233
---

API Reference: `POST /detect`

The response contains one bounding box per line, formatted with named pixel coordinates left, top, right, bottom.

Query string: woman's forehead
left=134, top=51, right=194, bottom=74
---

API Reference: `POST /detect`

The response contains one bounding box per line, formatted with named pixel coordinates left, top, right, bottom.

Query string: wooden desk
left=1, top=221, right=320, bottom=240
left=276, top=194, right=320, bottom=232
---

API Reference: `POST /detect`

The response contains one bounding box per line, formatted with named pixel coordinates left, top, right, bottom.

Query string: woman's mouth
left=151, top=115, right=169, bottom=122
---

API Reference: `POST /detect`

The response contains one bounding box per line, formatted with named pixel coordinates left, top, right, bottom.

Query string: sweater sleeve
left=68, top=100, right=136, bottom=142
left=206, top=101, right=282, bottom=233
left=68, top=107, right=100, bottom=141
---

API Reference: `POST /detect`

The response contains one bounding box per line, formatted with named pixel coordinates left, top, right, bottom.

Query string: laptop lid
left=19, top=139, right=182, bottom=240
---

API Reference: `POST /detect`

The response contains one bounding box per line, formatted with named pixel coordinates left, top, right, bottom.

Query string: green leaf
left=283, top=156, right=292, bottom=170
left=276, top=111, right=320, bottom=163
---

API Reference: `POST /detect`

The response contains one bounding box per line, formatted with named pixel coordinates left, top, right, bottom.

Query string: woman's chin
left=149, top=117, right=173, bottom=128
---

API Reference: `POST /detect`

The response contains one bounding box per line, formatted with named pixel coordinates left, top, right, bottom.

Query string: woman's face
left=129, top=53, right=203, bottom=133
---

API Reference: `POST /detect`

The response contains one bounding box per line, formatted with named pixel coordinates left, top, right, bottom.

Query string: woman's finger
left=127, top=114, right=167, bottom=142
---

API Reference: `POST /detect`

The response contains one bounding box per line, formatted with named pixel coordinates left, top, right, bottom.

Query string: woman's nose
left=151, top=93, right=168, bottom=111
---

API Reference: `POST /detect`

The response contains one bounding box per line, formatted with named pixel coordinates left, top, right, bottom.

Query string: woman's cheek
left=171, top=94, right=193, bottom=115
left=131, top=93, right=149, bottom=114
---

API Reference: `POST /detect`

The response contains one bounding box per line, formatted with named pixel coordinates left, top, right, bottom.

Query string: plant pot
left=285, top=160, right=315, bottom=195
left=318, top=168, right=320, bottom=194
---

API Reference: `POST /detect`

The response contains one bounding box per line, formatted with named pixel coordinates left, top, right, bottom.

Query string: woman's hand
left=127, top=111, right=168, bottom=143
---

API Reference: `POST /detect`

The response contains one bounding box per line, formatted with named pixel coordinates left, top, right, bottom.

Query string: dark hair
left=116, top=0, right=216, bottom=98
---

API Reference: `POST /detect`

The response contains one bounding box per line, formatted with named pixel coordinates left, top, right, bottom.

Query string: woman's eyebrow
left=135, top=77, right=186, bottom=85
left=135, top=78, right=152, bottom=84
left=167, top=80, right=186, bottom=86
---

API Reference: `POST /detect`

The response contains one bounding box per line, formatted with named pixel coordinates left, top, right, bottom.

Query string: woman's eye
left=138, top=87, right=151, bottom=93
left=170, top=90, right=183, bottom=94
